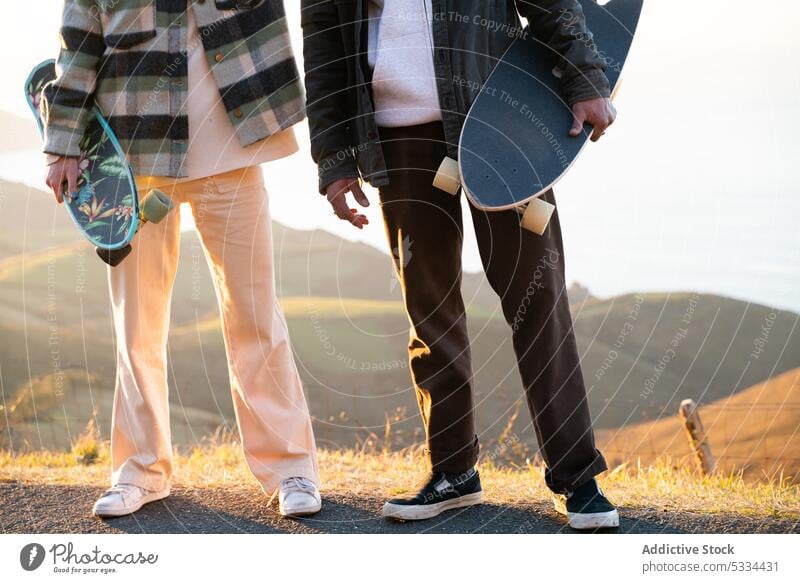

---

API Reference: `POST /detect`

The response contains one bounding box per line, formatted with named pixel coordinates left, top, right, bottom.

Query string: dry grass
left=1, top=440, right=798, bottom=521
left=70, top=416, right=102, bottom=465
left=601, top=368, right=800, bottom=481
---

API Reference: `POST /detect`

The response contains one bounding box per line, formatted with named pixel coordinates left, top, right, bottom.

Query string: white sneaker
left=92, top=483, right=170, bottom=518
left=278, top=477, right=321, bottom=517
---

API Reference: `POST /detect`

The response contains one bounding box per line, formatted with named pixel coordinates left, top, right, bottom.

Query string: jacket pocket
left=99, top=0, right=157, bottom=49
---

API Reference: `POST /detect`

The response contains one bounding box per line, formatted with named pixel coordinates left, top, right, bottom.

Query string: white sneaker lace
left=281, top=477, right=317, bottom=495
left=102, top=483, right=144, bottom=502
left=269, top=477, right=317, bottom=506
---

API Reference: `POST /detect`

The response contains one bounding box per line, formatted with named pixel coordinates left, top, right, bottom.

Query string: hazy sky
left=1, top=1, right=799, bottom=311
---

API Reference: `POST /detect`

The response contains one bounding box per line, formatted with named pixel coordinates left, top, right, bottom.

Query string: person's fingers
left=53, top=173, right=64, bottom=203
left=332, top=197, right=364, bottom=228
left=569, top=109, right=586, bottom=137
left=609, top=102, right=618, bottom=123
left=592, top=103, right=617, bottom=141
left=342, top=205, right=367, bottom=229
left=47, top=164, right=65, bottom=203
left=332, top=197, right=369, bottom=229
left=590, top=119, right=607, bottom=142
left=330, top=195, right=350, bottom=220
left=350, top=181, right=369, bottom=208
left=350, top=208, right=369, bottom=227
left=343, top=210, right=366, bottom=229
left=66, top=161, right=79, bottom=199
left=324, top=178, right=369, bottom=229
left=331, top=182, right=348, bottom=201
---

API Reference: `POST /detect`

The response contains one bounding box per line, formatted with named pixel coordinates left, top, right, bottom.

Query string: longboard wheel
left=520, top=198, right=556, bottom=235
left=96, top=244, right=132, bottom=267
left=140, top=189, right=173, bottom=224
left=432, top=157, right=461, bottom=195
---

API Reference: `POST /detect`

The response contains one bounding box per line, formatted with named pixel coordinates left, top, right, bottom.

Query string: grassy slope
left=1, top=180, right=798, bottom=479
left=573, top=292, right=800, bottom=426
left=1, top=370, right=222, bottom=453
left=599, top=368, right=800, bottom=480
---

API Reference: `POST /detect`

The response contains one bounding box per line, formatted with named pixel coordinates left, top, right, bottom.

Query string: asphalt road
left=2, top=483, right=797, bottom=534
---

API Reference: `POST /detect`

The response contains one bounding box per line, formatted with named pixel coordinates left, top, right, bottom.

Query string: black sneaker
left=382, top=468, right=483, bottom=521
left=552, top=478, right=619, bottom=530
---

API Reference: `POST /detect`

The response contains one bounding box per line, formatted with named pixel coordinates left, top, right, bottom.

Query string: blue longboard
left=433, top=0, right=643, bottom=234
left=25, top=60, right=173, bottom=265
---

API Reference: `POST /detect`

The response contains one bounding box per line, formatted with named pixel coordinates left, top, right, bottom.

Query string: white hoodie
left=367, top=0, right=443, bottom=127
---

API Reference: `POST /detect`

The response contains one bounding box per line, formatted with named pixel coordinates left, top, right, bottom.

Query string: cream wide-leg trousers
left=108, top=166, right=319, bottom=493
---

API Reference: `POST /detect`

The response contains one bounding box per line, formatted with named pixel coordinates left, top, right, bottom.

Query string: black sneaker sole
left=552, top=497, right=619, bottom=530
left=382, top=491, right=484, bottom=521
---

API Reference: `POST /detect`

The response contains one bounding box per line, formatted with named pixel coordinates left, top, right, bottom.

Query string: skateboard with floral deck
left=25, top=60, right=173, bottom=266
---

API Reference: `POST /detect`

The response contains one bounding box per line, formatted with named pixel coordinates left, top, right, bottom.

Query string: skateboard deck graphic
left=25, top=60, right=172, bottom=265
left=435, top=0, right=643, bottom=233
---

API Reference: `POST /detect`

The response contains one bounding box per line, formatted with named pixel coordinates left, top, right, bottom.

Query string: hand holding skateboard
left=432, top=0, right=643, bottom=236
left=26, top=60, right=175, bottom=266
left=45, top=155, right=80, bottom=204
left=570, top=97, right=617, bottom=142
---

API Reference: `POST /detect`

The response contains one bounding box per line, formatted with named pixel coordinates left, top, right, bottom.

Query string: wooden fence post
left=679, top=399, right=716, bottom=475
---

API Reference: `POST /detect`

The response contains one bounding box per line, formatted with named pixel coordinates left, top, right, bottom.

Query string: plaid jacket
left=43, top=0, right=305, bottom=177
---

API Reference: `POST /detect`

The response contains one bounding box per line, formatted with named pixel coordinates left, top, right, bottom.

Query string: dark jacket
left=301, top=0, right=612, bottom=193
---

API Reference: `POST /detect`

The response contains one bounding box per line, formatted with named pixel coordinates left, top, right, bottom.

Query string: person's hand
left=45, top=156, right=80, bottom=204
left=323, top=177, right=370, bottom=230
left=569, top=97, right=616, bottom=142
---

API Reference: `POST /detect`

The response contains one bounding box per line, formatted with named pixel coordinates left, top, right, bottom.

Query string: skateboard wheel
left=521, top=198, right=556, bottom=235
left=140, top=189, right=173, bottom=224
left=432, top=157, right=461, bottom=195
left=97, top=244, right=132, bottom=267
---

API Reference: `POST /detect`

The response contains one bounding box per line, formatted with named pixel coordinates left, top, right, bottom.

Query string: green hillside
left=573, top=292, right=800, bottom=426
left=1, top=180, right=798, bottom=458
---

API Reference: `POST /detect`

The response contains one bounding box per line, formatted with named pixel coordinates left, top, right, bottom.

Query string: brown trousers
left=377, top=122, right=606, bottom=493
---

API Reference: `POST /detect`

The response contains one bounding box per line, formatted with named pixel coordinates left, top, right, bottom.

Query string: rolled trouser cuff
left=428, top=435, right=480, bottom=474
left=544, top=450, right=608, bottom=494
